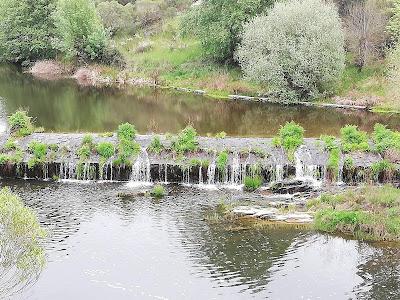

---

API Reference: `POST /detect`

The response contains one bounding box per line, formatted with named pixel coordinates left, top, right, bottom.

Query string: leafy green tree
left=54, top=0, right=109, bottom=61
left=236, top=0, right=345, bottom=101
left=0, top=0, right=56, bottom=64
left=387, top=0, right=400, bottom=42
left=182, top=0, right=274, bottom=62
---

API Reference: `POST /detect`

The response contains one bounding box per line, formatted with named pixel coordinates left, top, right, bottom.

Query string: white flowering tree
left=236, top=0, right=345, bottom=101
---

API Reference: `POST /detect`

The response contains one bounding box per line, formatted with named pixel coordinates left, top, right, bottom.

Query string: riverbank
left=28, top=59, right=386, bottom=112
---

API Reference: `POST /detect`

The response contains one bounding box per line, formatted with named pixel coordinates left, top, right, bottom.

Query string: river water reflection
left=1, top=65, right=400, bottom=137
left=1, top=181, right=397, bottom=300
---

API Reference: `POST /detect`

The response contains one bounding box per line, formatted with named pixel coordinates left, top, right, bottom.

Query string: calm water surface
left=1, top=181, right=398, bottom=300
left=1, top=65, right=400, bottom=137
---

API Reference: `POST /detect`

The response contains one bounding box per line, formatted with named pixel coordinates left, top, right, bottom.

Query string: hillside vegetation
left=1, top=0, right=400, bottom=110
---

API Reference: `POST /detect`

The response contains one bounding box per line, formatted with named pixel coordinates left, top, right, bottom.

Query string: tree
left=54, top=0, right=109, bottom=62
left=236, top=0, right=345, bottom=101
left=345, top=0, right=388, bottom=69
left=387, top=0, right=400, bottom=42
left=182, top=0, right=274, bottom=62
left=0, top=0, right=56, bottom=64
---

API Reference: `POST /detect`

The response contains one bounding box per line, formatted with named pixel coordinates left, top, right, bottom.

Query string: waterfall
left=275, top=165, right=283, bottom=182
left=129, top=149, right=151, bottom=184
left=164, top=163, right=168, bottom=184
left=183, top=167, right=190, bottom=185
left=295, top=149, right=305, bottom=179
left=207, top=161, right=216, bottom=185
left=198, top=165, right=203, bottom=185
left=230, top=152, right=240, bottom=185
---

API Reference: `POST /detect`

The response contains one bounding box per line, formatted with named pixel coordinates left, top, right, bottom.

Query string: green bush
left=340, top=125, right=370, bottom=153
left=371, top=160, right=395, bottom=179
left=77, top=144, right=91, bottom=160
left=244, top=176, right=262, bottom=192
left=96, top=142, right=114, bottom=160
left=274, top=121, right=304, bottom=161
left=148, top=136, right=164, bottom=154
left=236, top=0, right=345, bottom=101
left=8, top=110, right=34, bottom=137
left=117, top=122, right=137, bottom=140
left=28, top=141, right=48, bottom=169
left=387, top=0, right=400, bottom=42
left=372, top=123, right=400, bottom=153
left=54, top=0, right=108, bottom=61
left=171, top=126, right=198, bottom=154
left=182, top=0, right=273, bottom=62
left=216, top=150, right=229, bottom=171
left=0, top=0, right=56, bottom=63
left=321, top=135, right=341, bottom=179
left=150, top=184, right=165, bottom=198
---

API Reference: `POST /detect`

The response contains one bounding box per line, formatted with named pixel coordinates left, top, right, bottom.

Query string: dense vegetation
left=0, top=188, right=46, bottom=297
left=308, top=185, right=400, bottom=241
left=1, top=0, right=400, bottom=108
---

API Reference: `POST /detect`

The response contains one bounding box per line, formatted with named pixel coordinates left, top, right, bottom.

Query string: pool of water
left=3, top=181, right=399, bottom=300
left=1, top=65, right=400, bottom=137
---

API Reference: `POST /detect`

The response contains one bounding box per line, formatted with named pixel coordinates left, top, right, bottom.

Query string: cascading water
left=275, top=165, right=284, bottom=182
left=230, top=152, right=240, bottom=185
left=207, top=161, right=216, bottom=185
left=129, top=149, right=151, bottom=185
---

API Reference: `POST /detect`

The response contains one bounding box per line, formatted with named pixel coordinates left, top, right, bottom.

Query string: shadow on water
left=1, top=64, right=400, bottom=136
left=0, top=180, right=398, bottom=299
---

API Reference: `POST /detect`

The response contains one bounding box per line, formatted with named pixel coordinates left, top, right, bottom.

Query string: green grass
left=150, top=184, right=166, bottom=199
left=308, top=185, right=400, bottom=241
left=27, top=141, right=48, bottom=169
left=171, top=126, right=198, bottom=154
left=320, top=135, right=340, bottom=180
left=244, top=176, right=262, bottom=192
left=216, top=150, right=229, bottom=171
left=148, top=136, right=164, bottom=154
left=112, top=18, right=264, bottom=97
left=340, top=125, right=369, bottom=153
left=274, top=121, right=305, bottom=162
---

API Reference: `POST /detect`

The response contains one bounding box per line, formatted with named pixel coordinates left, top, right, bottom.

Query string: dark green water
left=1, top=65, right=400, bottom=137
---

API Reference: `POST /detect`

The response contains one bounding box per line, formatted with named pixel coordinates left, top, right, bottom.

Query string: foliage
left=54, top=0, right=109, bottom=61
left=4, top=138, right=17, bottom=151
left=96, top=142, right=115, bottom=160
left=236, top=0, right=345, bottom=101
left=340, top=125, right=370, bottom=152
left=372, top=123, right=400, bottom=153
left=216, top=150, right=229, bottom=171
left=309, top=185, right=400, bottom=241
left=8, top=110, right=34, bottom=137
left=321, top=135, right=341, bottom=180
left=386, top=45, right=400, bottom=111
left=0, top=187, right=46, bottom=297
left=27, top=141, right=48, bottom=169
left=150, top=184, right=166, bottom=198
left=274, top=122, right=304, bottom=162
left=148, top=136, right=164, bottom=154
left=244, top=176, right=262, bottom=192
left=97, top=1, right=135, bottom=35
left=371, top=159, right=396, bottom=180
left=117, top=122, right=137, bottom=140
left=182, top=0, right=274, bottom=62
left=0, top=0, right=56, bottom=64
left=387, top=0, right=400, bottom=42
left=114, top=123, right=141, bottom=166
left=171, top=126, right=198, bottom=154
left=215, top=131, right=227, bottom=139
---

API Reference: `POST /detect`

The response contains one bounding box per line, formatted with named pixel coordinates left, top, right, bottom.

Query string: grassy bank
left=99, top=17, right=399, bottom=111
left=111, top=18, right=264, bottom=98
left=307, top=185, right=400, bottom=241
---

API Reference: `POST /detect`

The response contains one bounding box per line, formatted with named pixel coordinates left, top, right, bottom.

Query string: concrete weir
left=0, top=132, right=398, bottom=186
